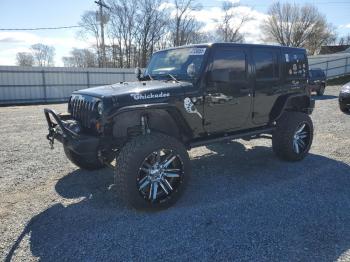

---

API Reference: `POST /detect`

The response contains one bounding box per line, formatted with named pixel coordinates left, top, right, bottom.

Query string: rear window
left=284, top=52, right=307, bottom=79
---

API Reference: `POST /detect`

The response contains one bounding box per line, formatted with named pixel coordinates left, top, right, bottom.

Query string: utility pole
left=95, top=0, right=109, bottom=68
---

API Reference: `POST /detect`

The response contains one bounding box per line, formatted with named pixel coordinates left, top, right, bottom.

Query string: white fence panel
left=0, top=66, right=136, bottom=105
left=308, top=53, right=350, bottom=79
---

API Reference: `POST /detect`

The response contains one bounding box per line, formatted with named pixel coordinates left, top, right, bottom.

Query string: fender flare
left=107, top=103, right=193, bottom=142
left=270, top=93, right=314, bottom=122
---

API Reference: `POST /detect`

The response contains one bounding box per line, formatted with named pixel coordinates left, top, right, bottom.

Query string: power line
left=0, top=25, right=82, bottom=31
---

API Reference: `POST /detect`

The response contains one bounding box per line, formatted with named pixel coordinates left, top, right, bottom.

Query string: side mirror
left=187, top=63, right=196, bottom=78
left=135, top=67, right=142, bottom=80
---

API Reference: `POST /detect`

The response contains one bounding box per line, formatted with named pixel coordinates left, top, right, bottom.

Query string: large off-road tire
left=115, top=133, right=190, bottom=210
left=316, top=84, right=325, bottom=96
left=339, top=103, right=350, bottom=114
left=64, top=146, right=105, bottom=170
left=272, top=112, right=313, bottom=161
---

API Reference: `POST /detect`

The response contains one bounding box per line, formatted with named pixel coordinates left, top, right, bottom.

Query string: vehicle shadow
left=5, top=141, right=350, bottom=261
left=312, top=94, right=338, bottom=100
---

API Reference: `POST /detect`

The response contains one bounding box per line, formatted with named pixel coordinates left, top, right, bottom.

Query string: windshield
left=145, top=47, right=207, bottom=81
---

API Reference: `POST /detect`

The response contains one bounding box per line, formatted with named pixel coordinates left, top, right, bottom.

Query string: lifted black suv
left=308, top=68, right=326, bottom=96
left=44, top=43, right=315, bottom=209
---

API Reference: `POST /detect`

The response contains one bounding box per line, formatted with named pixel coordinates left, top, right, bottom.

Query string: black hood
left=74, top=80, right=191, bottom=99
left=71, top=80, right=193, bottom=115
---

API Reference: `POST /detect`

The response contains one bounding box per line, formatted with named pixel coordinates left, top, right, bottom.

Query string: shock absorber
left=141, top=115, right=150, bottom=135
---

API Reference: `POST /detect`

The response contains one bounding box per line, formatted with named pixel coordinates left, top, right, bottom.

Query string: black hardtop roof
left=155, top=42, right=306, bottom=53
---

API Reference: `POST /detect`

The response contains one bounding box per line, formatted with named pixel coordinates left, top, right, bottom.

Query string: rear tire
left=272, top=112, right=313, bottom=161
left=64, top=146, right=105, bottom=170
left=115, top=133, right=190, bottom=210
left=316, top=85, right=325, bottom=96
left=339, top=103, right=350, bottom=114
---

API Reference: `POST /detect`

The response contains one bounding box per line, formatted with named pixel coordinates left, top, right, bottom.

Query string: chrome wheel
left=293, top=123, right=310, bottom=154
left=137, top=149, right=183, bottom=203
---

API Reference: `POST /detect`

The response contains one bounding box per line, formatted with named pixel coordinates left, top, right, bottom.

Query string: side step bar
left=188, top=127, right=275, bottom=148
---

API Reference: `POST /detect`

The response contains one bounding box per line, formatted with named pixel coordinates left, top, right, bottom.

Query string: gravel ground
left=0, top=85, right=350, bottom=262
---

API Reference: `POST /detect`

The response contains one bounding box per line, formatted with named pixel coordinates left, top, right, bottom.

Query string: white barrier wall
left=308, top=53, right=350, bottom=79
left=0, top=66, right=136, bottom=105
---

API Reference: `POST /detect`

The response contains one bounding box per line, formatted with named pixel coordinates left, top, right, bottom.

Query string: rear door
left=203, top=47, right=253, bottom=133
left=252, top=47, right=282, bottom=125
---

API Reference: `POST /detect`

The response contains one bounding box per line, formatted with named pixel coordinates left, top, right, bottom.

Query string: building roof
left=319, top=45, right=350, bottom=55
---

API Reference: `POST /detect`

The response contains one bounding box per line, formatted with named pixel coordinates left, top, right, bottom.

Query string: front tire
left=115, top=133, right=190, bottom=210
left=272, top=112, right=313, bottom=161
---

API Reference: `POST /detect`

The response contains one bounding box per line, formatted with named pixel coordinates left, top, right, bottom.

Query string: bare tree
left=306, top=23, right=336, bottom=54
left=108, top=0, right=138, bottom=68
left=79, top=11, right=102, bottom=65
left=215, top=1, right=250, bottom=43
left=31, top=43, right=55, bottom=66
left=262, top=2, right=335, bottom=54
left=62, top=48, right=97, bottom=67
left=78, top=0, right=211, bottom=68
left=16, top=52, right=34, bottom=66
left=135, top=0, right=169, bottom=67
left=337, top=34, right=350, bottom=45
left=170, top=0, right=202, bottom=46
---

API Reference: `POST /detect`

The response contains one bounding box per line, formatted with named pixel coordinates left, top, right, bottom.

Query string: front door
left=203, top=47, right=252, bottom=134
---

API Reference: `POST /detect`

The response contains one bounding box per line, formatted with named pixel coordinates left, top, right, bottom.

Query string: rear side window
left=285, top=52, right=307, bottom=78
left=255, top=50, right=279, bottom=79
left=210, top=49, right=246, bottom=82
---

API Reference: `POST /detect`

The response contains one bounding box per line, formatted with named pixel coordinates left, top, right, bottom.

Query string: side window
left=255, top=50, right=279, bottom=79
left=285, top=52, right=307, bottom=79
left=210, top=49, right=246, bottom=82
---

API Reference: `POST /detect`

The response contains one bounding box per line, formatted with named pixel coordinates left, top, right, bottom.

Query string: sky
left=0, top=0, right=349, bottom=66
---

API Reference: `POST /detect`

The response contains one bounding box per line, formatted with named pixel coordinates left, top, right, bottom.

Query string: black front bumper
left=44, top=108, right=100, bottom=157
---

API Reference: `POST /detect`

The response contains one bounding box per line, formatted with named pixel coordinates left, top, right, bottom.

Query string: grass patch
left=327, top=74, right=350, bottom=86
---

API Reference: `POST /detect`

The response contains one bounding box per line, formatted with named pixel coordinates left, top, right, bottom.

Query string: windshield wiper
left=167, top=74, right=179, bottom=82
left=146, top=74, right=154, bottom=80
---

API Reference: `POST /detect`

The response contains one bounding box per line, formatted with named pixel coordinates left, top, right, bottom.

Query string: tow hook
left=46, top=130, right=55, bottom=150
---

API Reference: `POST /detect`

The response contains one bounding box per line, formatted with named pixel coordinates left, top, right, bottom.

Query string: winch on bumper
left=44, top=108, right=100, bottom=160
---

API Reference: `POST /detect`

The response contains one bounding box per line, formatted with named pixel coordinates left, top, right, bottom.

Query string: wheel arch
left=270, top=94, right=315, bottom=122
left=110, top=104, right=192, bottom=143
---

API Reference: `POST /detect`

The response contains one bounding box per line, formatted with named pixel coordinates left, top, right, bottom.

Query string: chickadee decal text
left=130, top=92, right=170, bottom=100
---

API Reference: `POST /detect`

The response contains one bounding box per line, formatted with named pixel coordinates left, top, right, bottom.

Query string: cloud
left=0, top=37, right=25, bottom=43
left=0, top=32, right=39, bottom=44
left=159, top=2, right=268, bottom=43
left=339, top=23, right=350, bottom=29
left=158, top=2, right=175, bottom=10
left=188, top=5, right=268, bottom=43
left=0, top=31, right=94, bottom=66
left=216, top=0, right=240, bottom=4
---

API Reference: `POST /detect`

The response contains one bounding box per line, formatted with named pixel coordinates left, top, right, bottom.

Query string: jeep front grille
left=70, top=98, right=96, bottom=128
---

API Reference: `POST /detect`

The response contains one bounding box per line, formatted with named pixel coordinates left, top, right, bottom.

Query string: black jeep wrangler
left=44, top=43, right=315, bottom=209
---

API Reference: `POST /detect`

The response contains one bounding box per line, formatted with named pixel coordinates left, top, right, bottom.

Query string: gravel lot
left=1, top=85, right=350, bottom=261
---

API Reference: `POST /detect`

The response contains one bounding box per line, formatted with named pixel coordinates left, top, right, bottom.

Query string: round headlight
left=97, top=102, right=104, bottom=115
left=341, top=84, right=350, bottom=93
